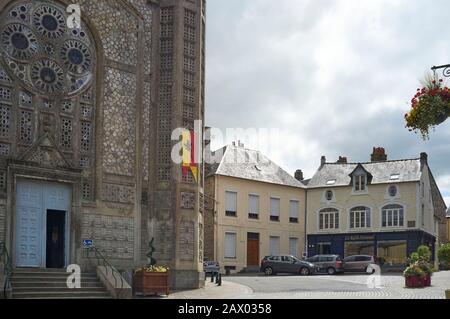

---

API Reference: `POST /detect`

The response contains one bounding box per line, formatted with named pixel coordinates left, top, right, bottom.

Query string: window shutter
left=225, top=191, right=237, bottom=212
left=289, top=200, right=299, bottom=219
left=269, top=236, right=280, bottom=256
left=224, top=233, right=236, bottom=258
left=248, top=195, right=259, bottom=215
left=289, top=238, right=298, bottom=256
left=270, top=198, right=280, bottom=217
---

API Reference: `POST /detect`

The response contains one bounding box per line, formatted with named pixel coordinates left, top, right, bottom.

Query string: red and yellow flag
left=182, top=130, right=198, bottom=182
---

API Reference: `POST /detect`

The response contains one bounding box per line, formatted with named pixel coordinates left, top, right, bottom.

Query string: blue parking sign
left=83, top=239, right=93, bottom=248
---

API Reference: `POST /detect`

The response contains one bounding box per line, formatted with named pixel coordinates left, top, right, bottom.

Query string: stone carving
left=155, top=191, right=171, bottom=210
left=179, top=220, right=195, bottom=261
left=154, top=211, right=173, bottom=261
left=20, top=134, right=72, bottom=168
left=103, top=67, right=136, bottom=176
left=81, top=214, right=134, bottom=260
left=101, top=183, right=135, bottom=204
left=181, top=192, right=195, bottom=209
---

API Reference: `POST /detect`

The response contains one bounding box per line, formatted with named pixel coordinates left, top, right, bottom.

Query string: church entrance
left=15, top=179, right=71, bottom=268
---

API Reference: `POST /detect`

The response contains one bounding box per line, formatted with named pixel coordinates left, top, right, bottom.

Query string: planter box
left=405, top=276, right=424, bottom=288
left=423, top=274, right=431, bottom=287
left=133, top=271, right=170, bottom=296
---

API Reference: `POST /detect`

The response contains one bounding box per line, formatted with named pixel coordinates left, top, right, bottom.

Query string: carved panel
left=81, top=214, right=134, bottom=260
left=101, top=183, right=135, bottom=204
left=181, top=192, right=195, bottom=209
left=179, top=220, right=195, bottom=261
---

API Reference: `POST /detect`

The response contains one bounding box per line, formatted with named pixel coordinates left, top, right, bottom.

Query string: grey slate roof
left=307, top=159, right=422, bottom=188
left=207, top=145, right=305, bottom=188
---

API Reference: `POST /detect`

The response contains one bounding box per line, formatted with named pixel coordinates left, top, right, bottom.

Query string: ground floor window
left=344, top=241, right=375, bottom=257
left=318, top=242, right=331, bottom=255
left=269, top=236, right=280, bottom=256
left=377, top=241, right=407, bottom=266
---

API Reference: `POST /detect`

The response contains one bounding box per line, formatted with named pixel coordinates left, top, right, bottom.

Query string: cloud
left=206, top=0, right=450, bottom=206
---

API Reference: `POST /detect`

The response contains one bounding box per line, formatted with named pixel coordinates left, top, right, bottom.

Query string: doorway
left=247, top=233, right=260, bottom=267
left=46, top=210, right=66, bottom=269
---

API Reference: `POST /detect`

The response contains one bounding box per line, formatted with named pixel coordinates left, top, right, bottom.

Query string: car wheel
left=264, top=267, right=274, bottom=276
left=327, top=267, right=336, bottom=275
left=300, top=267, right=310, bottom=276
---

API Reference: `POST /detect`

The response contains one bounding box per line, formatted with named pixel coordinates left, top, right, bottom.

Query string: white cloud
left=206, top=0, right=450, bottom=204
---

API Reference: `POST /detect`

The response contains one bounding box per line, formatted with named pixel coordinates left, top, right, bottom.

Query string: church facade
left=0, top=0, right=206, bottom=289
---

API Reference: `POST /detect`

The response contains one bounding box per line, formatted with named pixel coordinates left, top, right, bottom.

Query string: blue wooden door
left=15, top=180, right=43, bottom=267
left=16, top=180, right=71, bottom=268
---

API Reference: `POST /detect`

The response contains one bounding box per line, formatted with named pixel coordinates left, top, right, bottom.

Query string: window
left=388, top=185, right=398, bottom=197
left=289, top=238, right=298, bottom=256
left=382, top=204, right=404, bottom=227
left=377, top=241, right=407, bottom=265
left=270, top=197, right=280, bottom=222
left=289, top=200, right=299, bottom=223
left=224, top=233, right=237, bottom=258
left=318, top=243, right=331, bottom=255
left=269, top=236, right=280, bottom=256
left=326, top=179, right=336, bottom=186
left=354, top=175, right=366, bottom=192
left=325, top=190, right=333, bottom=201
left=248, top=194, right=259, bottom=219
left=350, top=207, right=371, bottom=229
left=225, top=191, right=237, bottom=217
left=390, top=174, right=400, bottom=181
left=319, top=208, right=339, bottom=230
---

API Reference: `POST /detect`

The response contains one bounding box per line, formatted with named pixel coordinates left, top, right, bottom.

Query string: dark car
left=343, top=255, right=377, bottom=273
left=260, top=255, right=317, bottom=276
left=203, top=261, right=220, bottom=274
left=306, top=255, right=344, bottom=275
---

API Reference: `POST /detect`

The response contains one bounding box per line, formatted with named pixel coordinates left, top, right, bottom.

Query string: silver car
left=343, top=255, right=377, bottom=273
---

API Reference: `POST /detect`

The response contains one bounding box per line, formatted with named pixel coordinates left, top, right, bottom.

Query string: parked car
left=343, top=255, right=378, bottom=273
left=260, top=255, right=317, bottom=276
left=306, top=255, right=344, bottom=275
left=203, top=261, right=220, bottom=274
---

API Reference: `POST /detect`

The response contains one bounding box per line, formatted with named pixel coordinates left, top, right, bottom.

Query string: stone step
left=12, top=286, right=108, bottom=293
left=11, top=276, right=100, bottom=283
left=14, top=268, right=73, bottom=273
left=12, top=272, right=97, bottom=277
left=12, top=291, right=112, bottom=299
left=12, top=281, right=104, bottom=288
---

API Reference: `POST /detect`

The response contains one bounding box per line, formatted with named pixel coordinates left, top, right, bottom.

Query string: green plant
left=438, top=243, right=450, bottom=269
left=403, top=262, right=426, bottom=278
left=416, top=245, right=432, bottom=262
left=405, top=74, right=450, bottom=139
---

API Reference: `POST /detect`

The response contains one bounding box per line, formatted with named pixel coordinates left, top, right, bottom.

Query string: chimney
left=232, top=141, right=236, bottom=147
left=337, top=156, right=348, bottom=164
left=371, top=147, right=387, bottom=162
left=295, top=170, right=304, bottom=181
left=321, top=156, right=326, bottom=167
left=420, top=152, right=428, bottom=169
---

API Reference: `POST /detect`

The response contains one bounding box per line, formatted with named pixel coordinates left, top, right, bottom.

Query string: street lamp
left=431, top=64, right=450, bottom=78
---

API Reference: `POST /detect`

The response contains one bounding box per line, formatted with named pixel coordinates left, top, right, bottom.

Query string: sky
left=204, top=0, right=450, bottom=207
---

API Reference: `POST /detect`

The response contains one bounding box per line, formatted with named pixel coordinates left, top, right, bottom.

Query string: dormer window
left=354, top=175, right=366, bottom=192
left=390, top=174, right=400, bottom=181
left=349, top=164, right=372, bottom=194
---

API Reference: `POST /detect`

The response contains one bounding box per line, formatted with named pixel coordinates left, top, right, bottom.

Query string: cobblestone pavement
left=168, top=271, right=450, bottom=299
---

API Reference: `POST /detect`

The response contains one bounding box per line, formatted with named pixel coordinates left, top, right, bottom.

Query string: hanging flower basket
left=405, top=77, right=450, bottom=139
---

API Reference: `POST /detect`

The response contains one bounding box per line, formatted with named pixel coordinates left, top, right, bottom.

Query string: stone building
left=205, top=143, right=307, bottom=274
left=305, top=148, right=447, bottom=267
left=0, top=0, right=206, bottom=289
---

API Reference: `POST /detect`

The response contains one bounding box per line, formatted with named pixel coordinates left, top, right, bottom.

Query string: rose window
left=0, top=1, right=95, bottom=97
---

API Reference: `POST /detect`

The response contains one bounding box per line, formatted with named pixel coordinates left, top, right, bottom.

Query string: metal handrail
left=0, top=241, right=12, bottom=299
left=84, top=246, right=125, bottom=299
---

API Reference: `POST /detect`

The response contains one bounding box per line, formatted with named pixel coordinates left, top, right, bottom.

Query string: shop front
left=307, top=231, right=436, bottom=268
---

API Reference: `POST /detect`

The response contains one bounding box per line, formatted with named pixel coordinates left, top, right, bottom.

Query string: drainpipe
left=304, top=189, right=308, bottom=259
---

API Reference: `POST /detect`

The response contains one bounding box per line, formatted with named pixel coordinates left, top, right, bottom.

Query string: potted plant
left=133, top=238, right=171, bottom=296
left=404, top=245, right=435, bottom=288
left=405, top=74, right=450, bottom=139
left=403, top=263, right=426, bottom=288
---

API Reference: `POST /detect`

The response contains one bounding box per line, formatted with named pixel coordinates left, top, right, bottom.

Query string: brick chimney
left=295, top=170, right=304, bottom=181
left=371, top=147, right=387, bottom=162
left=337, top=156, right=348, bottom=164
left=321, top=156, right=326, bottom=167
